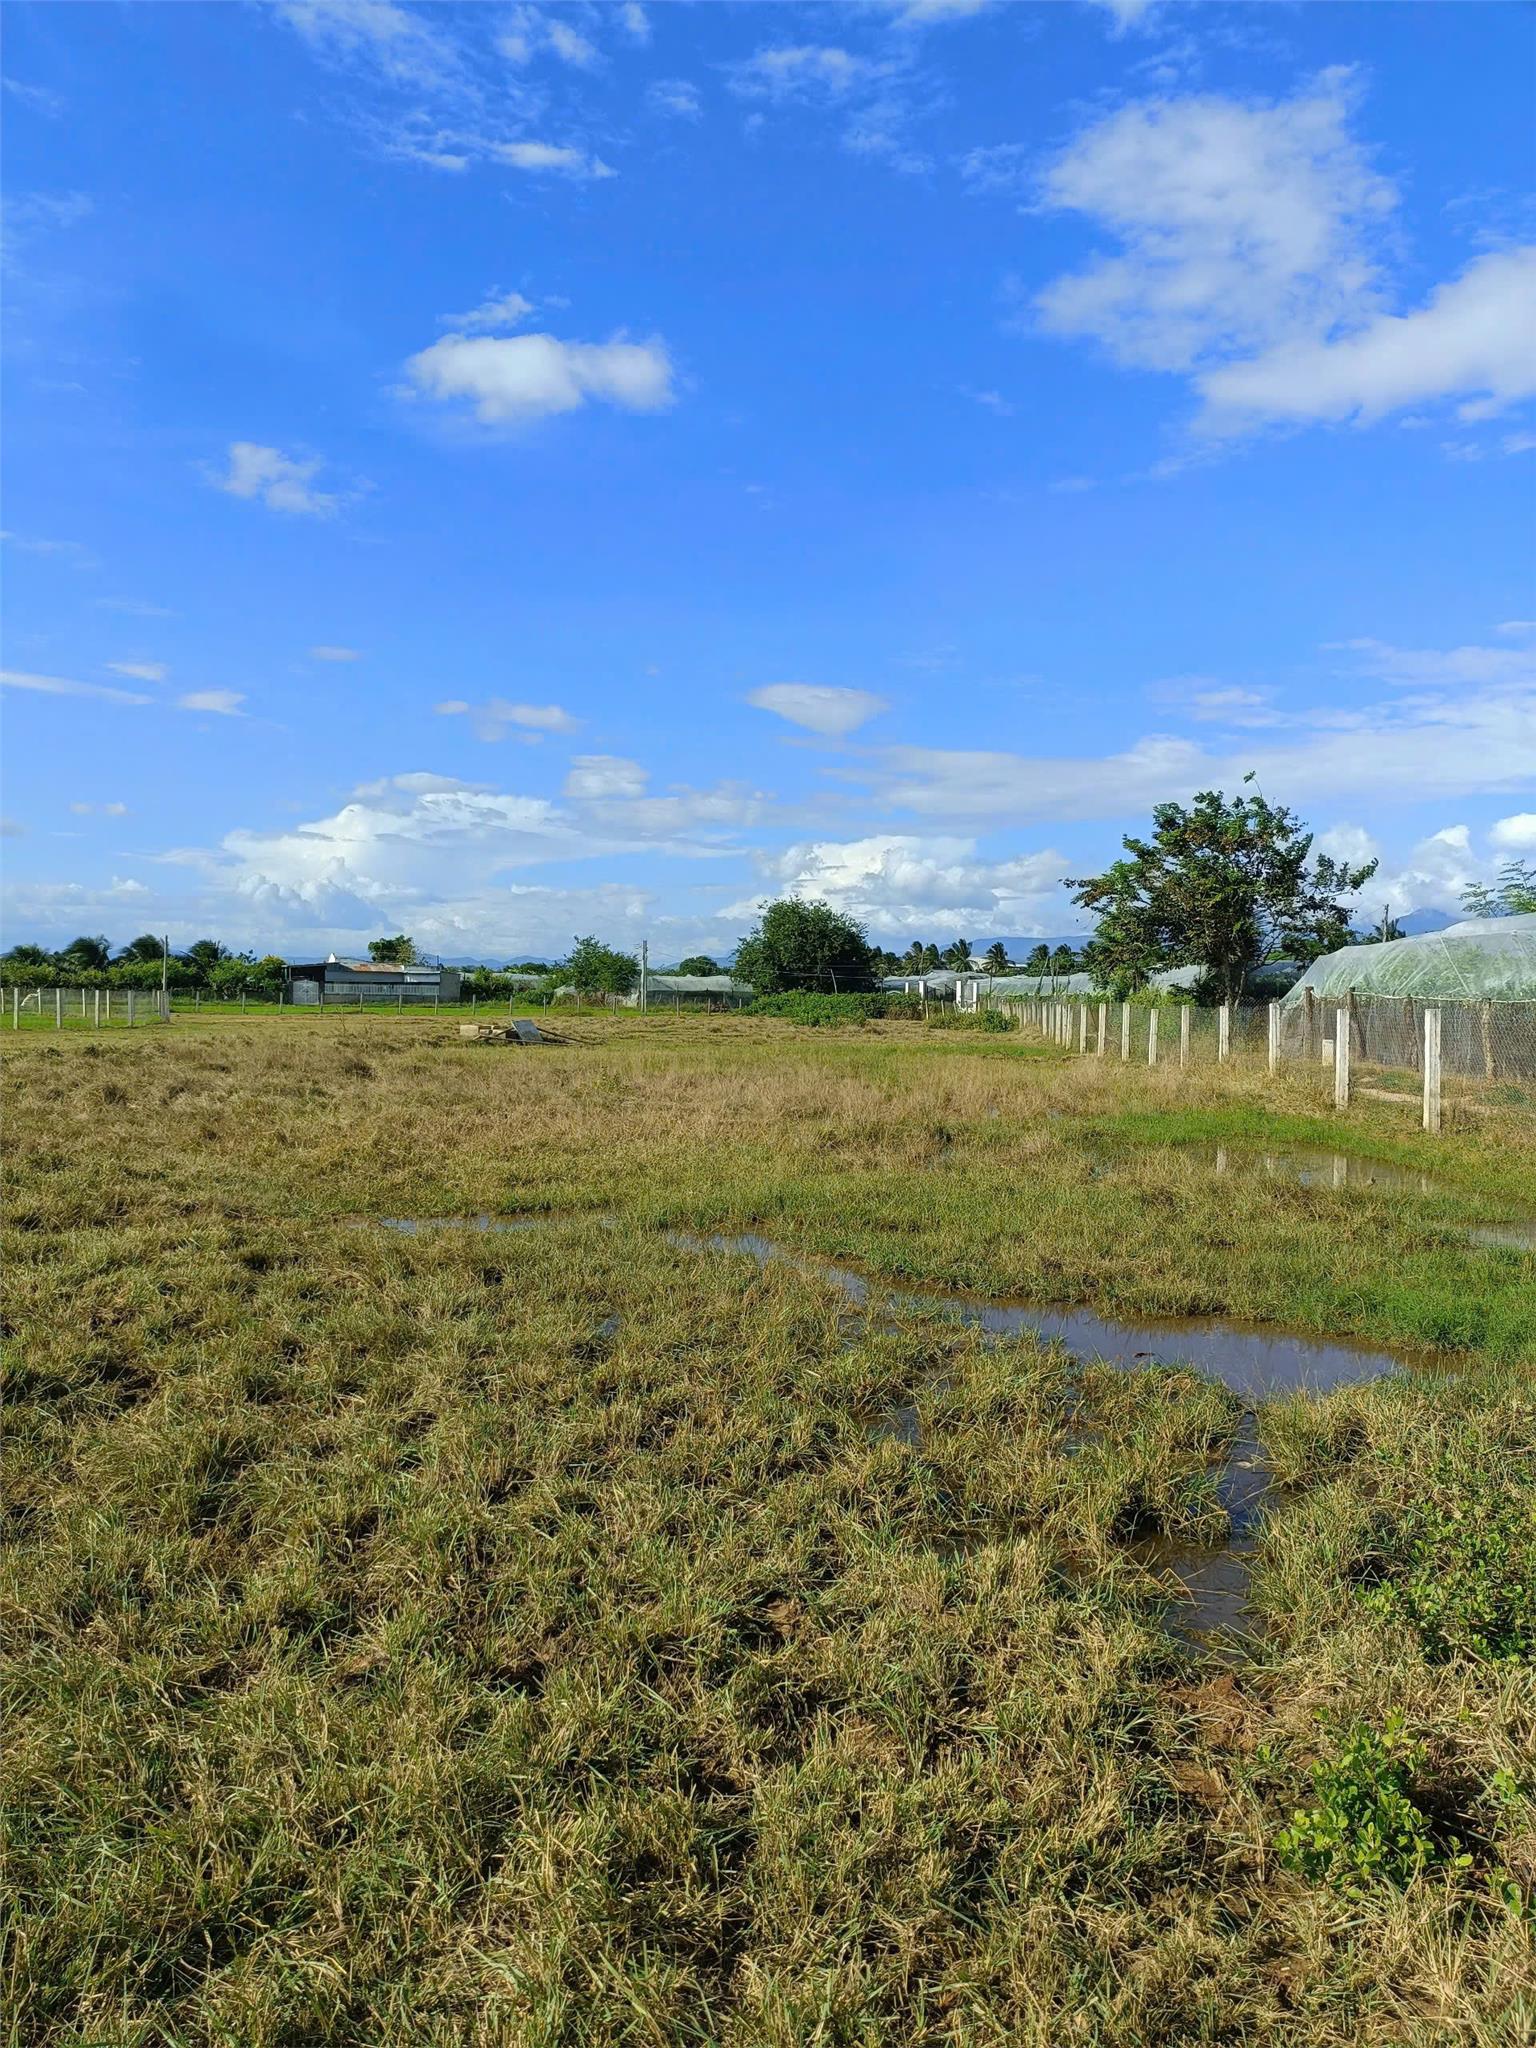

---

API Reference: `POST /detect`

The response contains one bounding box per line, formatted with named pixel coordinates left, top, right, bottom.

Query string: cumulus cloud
left=435, top=698, right=580, bottom=741
left=404, top=332, right=674, bottom=425
left=212, top=442, right=339, bottom=517
left=1033, top=74, right=1533, bottom=438
left=1035, top=73, right=1395, bottom=377
left=1491, top=813, right=1536, bottom=850
left=1199, top=245, right=1536, bottom=431
left=741, top=834, right=1071, bottom=936
left=747, top=683, right=889, bottom=738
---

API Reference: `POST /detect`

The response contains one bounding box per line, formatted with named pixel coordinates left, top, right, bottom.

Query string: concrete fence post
left=1120, top=1002, right=1131, bottom=1061
left=1180, top=1005, right=1190, bottom=1068
left=105, top=990, right=111, bottom=1026
left=1334, top=1006, right=1351, bottom=1109
left=1268, top=1001, right=1281, bottom=1076
left=1480, top=1000, right=1495, bottom=1081
left=1217, top=1003, right=1231, bottom=1061
left=1078, top=1004, right=1088, bottom=1053
left=10, top=987, right=17, bottom=1030
left=128, top=991, right=136, bottom=1027
left=55, top=989, right=62, bottom=1031
left=93, top=990, right=101, bottom=1030
left=1148, top=1009, right=1158, bottom=1066
left=1423, top=1007, right=1442, bottom=1134
left=1096, top=1002, right=1107, bottom=1057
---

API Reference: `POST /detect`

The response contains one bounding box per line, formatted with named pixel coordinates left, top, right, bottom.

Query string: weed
left=1276, top=1714, right=1457, bottom=1891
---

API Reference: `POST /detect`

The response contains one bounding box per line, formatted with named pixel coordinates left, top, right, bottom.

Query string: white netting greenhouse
left=1281, top=915, right=1536, bottom=1003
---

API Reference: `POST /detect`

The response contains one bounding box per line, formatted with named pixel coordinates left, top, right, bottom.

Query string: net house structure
left=284, top=955, right=463, bottom=1006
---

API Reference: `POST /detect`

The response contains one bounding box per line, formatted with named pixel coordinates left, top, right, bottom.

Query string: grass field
left=4, top=1014, right=1534, bottom=2045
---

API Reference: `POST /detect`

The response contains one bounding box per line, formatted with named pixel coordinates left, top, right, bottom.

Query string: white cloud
left=1491, top=813, right=1536, bottom=850
left=1198, top=245, right=1536, bottom=431
left=0, top=530, right=95, bottom=565
left=563, top=755, right=648, bottom=799
left=498, top=7, right=599, bottom=70
left=620, top=4, right=650, bottom=42
left=545, top=19, right=597, bottom=68
left=747, top=683, right=889, bottom=738
left=1035, top=73, right=1395, bottom=376
left=489, top=140, right=613, bottom=179
left=97, top=597, right=175, bottom=617
left=178, top=690, right=246, bottom=716
left=960, top=385, right=1014, bottom=416
left=440, top=289, right=535, bottom=332
left=435, top=697, right=580, bottom=741
left=3, top=78, right=66, bottom=117
left=310, top=645, right=361, bottom=662
left=69, top=800, right=129, bottom=817
left=879, top=0, right=996, bottom=20
left=1335, top=634, right=1535, bottom=689
left=2, top=667, right=151, bottom=706
left=649, top=79, right=701, bottom=120
left=741, top=834, right=1071, bottom=937
left=106, top=660, right=168, bottom=683
left=272, top=0, right=456, bottom=90
left=959, top=143, right=1031, bottom=192
left=213, top=442, right=339, bottom=517
left=731, top=47, right=879, bottom=101
left=1087, top=0, right=1158, bottom=29
left=1322, top=822, right=1485, bottom=919
left=404, top=331, right=674, bottom=425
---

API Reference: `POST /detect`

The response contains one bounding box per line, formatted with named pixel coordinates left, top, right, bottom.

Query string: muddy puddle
left=678, top=1229, right=1409, bottom=1402
left=1203, top=1146, right=1536, bottom=1252
left=673, top=1229, right=1431, bottom=1648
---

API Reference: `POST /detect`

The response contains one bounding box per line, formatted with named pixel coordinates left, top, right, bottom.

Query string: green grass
left=4, top=1016, right=1534, bottom=2044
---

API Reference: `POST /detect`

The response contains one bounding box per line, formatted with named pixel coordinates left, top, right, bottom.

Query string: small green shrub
left=744, top=992, right=920, bottom=1026
left=1358, top=1460, right=1536, bottom=1663
left=1276, top=1715, right=1460, bottom=1892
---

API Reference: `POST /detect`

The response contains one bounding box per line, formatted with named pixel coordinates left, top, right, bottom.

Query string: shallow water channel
left=368, top=1210, right=1451, bottom=1648
left=1201, top=1145, right=1536, bottom=1253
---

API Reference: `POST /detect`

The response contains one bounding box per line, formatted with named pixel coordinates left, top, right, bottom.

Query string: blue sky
left=3, top=0, right=1533, bottom=963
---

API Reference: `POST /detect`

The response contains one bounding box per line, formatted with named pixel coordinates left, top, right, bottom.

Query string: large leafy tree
left=1069, top=782, right=1377, bottom=1004
left=59, top=934, right=111, bottom=971
left=565, top=935, right=639, bottom=996
left=675, top=955, right=720, bottom=976
left=1462, top=860, right=1536, bottom=918
left=368, top=935, right=419, bottom=965
left=732, top=898, right=877, bottom=994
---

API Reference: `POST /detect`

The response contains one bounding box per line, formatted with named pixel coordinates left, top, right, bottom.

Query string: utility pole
left=640, top=939, right=648, bottom=1015
left=162, top=934, right=169, bottom=1019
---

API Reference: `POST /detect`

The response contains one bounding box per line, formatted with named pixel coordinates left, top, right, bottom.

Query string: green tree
left=117, top=933, right=166, bottom=963
left=565, top=935, right=639, bottom=996
left=982, top=942, right=1010, bottom=974
left=1023, top=943, right=1050, bottom=977
left=58, top=934, right=111, bottom=972
left=732, top=898, right=876, bottom=994
left=1462, top=860, right=1536, bottom=918
left=940, top=938, right=972, bottom=970
left=1049, top=945, right=1078, bottom=977
left=184, top=938, right=230, bottom=982
left=1069, top=782, right=1378, bottom=1005
left=675, top=955, right=720, bottom=976
left=898, top=941, right=926, bottom=974
left=1360, top=914, right=1405, bottom=945
left=368, top=935, right=419, bottom=965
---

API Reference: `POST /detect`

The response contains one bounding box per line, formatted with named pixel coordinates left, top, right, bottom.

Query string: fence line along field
left=4, top=1010, right=1534, bottom=2047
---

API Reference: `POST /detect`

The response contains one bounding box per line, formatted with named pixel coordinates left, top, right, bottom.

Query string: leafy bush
left=1276, top=1716, right=1460, bottom=1892
left=1358, top=1461, right=1536, bottom=1663
left=745, top=992, right=920, bottom=1026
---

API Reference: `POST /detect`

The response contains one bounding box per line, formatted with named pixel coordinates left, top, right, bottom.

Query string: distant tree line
left=10, top=801, right=1522, bottom=1004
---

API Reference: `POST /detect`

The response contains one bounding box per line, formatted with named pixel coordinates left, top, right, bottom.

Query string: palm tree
left=940, top=938, right=972, bottom=970
left=60, top=934, right=111, bottom=971
left=983, top=942, right=1009, bottom=974
left=1024, top=943, right=1050, bottom=976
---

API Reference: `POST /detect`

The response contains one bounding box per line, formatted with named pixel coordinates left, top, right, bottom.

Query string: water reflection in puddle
left=1204, top=1146, right=1536, bottom=1252
left=1133, top=1416, right=1271, bottom=1647
left=678, top=1229, right=1408, bottom=1402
